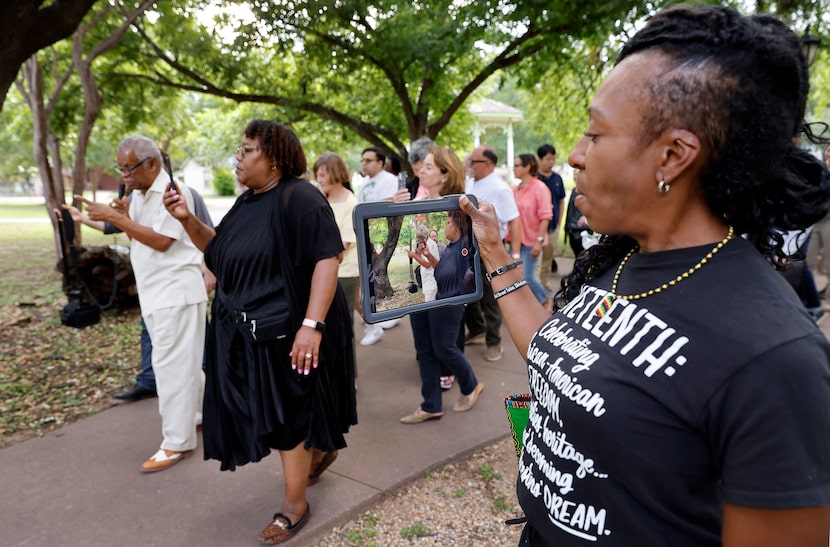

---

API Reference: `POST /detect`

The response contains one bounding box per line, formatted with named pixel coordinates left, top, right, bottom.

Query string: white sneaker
left=378, top=318, right=401, bottom=329
left=360, top=324, right=384, bottom=346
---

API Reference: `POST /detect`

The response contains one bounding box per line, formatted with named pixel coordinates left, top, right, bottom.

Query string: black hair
left=556, top=5, right=830, bottom=309
left=482, top=148, right=498, bottom=165
left=537, top=144, right=556, bottom=158
left=362, top=146, right=386, bottom=165
left=244, top=120, right=307, bottom=178
left=448, top=209, right=470, bottom=237
left=386, top=155, right=402, bottom=175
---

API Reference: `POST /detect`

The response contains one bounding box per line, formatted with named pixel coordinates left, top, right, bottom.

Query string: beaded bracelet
left=486, top=260, right=523, bottom=282
left=493, top=279, right=528, bottom=300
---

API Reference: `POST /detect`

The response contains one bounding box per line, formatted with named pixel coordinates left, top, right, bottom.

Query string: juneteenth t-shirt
left=517, top=237, right=830, bottom=545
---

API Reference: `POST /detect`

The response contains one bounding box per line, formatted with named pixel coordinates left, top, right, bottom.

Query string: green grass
left=0, top=202, right=48, bottom=219
left=0, top=213, right=141, bottom=445
left=493, top=495, right=514, bottom=513
left=344, top=513, right=380, bottom=546
left=399, top=523, right=431, bottom=539
left=477, top=462, right=502, bottom=483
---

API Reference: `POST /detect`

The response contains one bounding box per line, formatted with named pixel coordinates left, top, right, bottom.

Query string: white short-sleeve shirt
left=357, top=170, right=398, bottom=203
left=129, top=172, right=207, bottom=314
left=465, top=172, right=520, bottom=239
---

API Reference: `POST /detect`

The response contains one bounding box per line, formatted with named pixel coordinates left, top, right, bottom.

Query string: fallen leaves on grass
left=0, top=301, right=141, bottom=448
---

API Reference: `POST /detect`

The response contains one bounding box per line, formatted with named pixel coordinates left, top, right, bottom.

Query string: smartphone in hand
left=117, top=183, right=126, bottom=199
left=163, top=154, right=179, bottom=193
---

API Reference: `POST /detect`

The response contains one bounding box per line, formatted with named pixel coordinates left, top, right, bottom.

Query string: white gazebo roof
left=469, top=99, right=524, bottom=171
left=469, top=98, right=524, bottom=126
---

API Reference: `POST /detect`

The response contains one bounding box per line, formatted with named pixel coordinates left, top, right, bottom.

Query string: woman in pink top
left=512, top=154, right=553, bottom=308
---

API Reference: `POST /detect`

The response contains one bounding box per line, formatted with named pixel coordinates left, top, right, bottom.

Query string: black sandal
left=258, top=503, right=311, bottom=545
left=307, top=450, right=338, bottom=486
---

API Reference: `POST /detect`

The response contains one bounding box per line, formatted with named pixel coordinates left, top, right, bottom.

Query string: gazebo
left=469, top=98, right=524, bottom=170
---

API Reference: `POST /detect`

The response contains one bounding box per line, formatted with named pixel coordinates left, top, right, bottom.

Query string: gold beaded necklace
left=595, top=226, right=735, bottom=318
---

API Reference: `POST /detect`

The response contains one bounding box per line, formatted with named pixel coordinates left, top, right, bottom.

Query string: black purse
left=245, top=307, right=291, bottom=343
left=60, top=300, right=100, bottom=328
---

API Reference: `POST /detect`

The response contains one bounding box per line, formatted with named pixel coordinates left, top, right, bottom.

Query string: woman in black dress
left=165, top=120, right=356, bottom=545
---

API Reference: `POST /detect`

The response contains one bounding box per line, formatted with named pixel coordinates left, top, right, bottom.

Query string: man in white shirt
left=358, top=147, right=399, bottom=203
left=463, top=145, right=522, bottom=361
left=357, top=146, right=402, bottom=345
left=79, top=135, right=207, bottom=473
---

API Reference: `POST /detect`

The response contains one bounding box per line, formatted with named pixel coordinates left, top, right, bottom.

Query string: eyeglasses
left=116, top=157, right=151, bottom=175
left=361, top=157, right=378, bottom=164
left=236, top=145, right=261, bottom=158
left=469, top=159, right=488, bottom=164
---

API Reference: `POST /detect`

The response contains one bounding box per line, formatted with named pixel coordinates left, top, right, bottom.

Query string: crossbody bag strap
left=273, top=179, right=298, bottom=304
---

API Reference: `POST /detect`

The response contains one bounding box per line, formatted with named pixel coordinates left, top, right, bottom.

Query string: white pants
left=144, top=302, right=206, bottom=452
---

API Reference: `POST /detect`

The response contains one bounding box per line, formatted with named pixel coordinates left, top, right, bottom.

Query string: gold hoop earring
left=658, top=179, right=671, bottom=193
left=270, top=165, right=277, bottom=171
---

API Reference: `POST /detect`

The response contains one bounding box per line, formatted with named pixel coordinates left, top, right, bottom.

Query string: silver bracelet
left=493, top=279, right=528, bottom=300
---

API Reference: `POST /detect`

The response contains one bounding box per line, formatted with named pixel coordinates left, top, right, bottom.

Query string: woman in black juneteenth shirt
left=462, top=5, right=830, bottom=546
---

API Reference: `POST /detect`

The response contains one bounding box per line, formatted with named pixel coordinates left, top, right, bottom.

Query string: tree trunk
left=21, top=56, right=66, bottom=259
left=57, top=245, right=138, bottom=308
left=370, top=215, right=403, bottom=299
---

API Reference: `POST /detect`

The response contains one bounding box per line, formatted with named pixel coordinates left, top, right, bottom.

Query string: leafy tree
left=14, top=0, right=156, bottom=256
left=129, top=0, right=656, bottom=294
left=521, top=0, right=830, bottom=161
left=132, top=0, right=656, bottom=169
left=212, top=165, right=236, bottom=196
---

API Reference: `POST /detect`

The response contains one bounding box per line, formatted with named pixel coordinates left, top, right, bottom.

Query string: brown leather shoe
left=259, top=503, right=311, bottom=544
left=399, top=408, right=444, bottom=424
left=453, top=383, right=484, bottom=412
left=140, top=448, right=193, bottom=473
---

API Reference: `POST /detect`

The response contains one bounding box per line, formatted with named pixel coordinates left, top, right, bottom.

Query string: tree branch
left=0, top=0, right=98, bottom=111
left=133, top=24, right=407, bottom=153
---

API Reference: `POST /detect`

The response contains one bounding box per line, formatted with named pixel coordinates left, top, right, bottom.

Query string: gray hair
left=416, top=224, right=429, bottom=240
left=118, top=135, right=162, bottom=163
left=408, top=137, right=435, bottom=164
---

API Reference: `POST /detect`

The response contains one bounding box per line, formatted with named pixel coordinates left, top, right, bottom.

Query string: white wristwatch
left=302, top=318, right=326, bottom=332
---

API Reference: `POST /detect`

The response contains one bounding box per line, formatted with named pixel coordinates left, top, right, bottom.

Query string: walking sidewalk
left=5, top=253, right=830, bottom=546
left=0, top=301, right=538, bottom=546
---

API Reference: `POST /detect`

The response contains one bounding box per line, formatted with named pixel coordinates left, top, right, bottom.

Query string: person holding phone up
left=77, top=135, right=207, bottom=474
left=164, top=120, right=356, bottom=545
left=461, top=6, right=830, bottom=544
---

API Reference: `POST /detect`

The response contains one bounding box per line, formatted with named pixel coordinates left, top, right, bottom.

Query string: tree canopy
left=130, top=0, right=656, bottom=169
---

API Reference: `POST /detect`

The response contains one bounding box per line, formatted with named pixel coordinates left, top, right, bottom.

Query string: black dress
left=203, top=178, right=357, bottom=471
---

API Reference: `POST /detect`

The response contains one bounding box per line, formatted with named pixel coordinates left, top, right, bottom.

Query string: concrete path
left=5, top=255, right=829, bottom=546
left=0, top=272, right=554, bottom=546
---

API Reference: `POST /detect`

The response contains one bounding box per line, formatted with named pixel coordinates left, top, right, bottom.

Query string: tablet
left=352, top=194, right=483, bottom=323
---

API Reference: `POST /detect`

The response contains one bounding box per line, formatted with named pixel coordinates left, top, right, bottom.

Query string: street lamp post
left=801, top=32, right=821, bottom=67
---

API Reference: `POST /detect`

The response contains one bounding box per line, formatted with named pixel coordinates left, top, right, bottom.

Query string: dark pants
left=464, top=258, right=502, bottom=347
left=136, top=317, right=156, bottom=391
left=410, top=305, right=478, bottom=413
left=339, top=276, right=359, bottom=370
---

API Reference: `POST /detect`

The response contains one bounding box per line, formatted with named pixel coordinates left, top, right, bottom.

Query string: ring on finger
left=305, top=353, right=312, bottom=359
